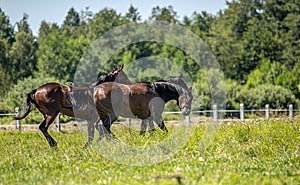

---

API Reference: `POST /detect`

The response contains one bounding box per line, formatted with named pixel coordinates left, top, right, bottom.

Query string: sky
left=1, top=0, right=228, bottom=36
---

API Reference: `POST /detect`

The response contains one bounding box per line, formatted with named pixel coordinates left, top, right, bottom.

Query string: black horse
left=140, top=76, right=192, bottom=135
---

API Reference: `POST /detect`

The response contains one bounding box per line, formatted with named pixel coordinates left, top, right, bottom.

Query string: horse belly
left=123, top=95, right=150, bottom=119
left=60, top=108, right=75, bottom=117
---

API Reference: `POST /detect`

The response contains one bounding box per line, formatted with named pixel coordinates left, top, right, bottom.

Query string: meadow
left=0, top=120, right=299, bottom=185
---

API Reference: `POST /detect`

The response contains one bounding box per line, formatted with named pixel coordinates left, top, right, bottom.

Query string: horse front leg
left=148, top=116, right=156, bottom=134
left=153, top=113, right=168, bottom=132
left=94, top=117, right=106, bottom=142
left=140, top=117, right=156, bottom=135
left=39, top=114, right=58, bottom=149
left=83, top=119, right=96, bottom=149
left=102, top=114, right=118, bottom=140
left=140, top=119, right=148, bottom=135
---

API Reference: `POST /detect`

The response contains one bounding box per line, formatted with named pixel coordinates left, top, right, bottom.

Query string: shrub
left=236, top=85, right=297, bottom=109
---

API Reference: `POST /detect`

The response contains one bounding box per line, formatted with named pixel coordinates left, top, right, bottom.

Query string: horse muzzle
left=181, top=107, right=191, bottom=116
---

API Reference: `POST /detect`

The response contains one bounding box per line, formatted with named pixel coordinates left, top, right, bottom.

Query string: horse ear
left=120, top=64, right=124, bottom=70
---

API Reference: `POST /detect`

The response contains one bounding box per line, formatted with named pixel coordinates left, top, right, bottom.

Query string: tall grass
left=0, top=120, right=299, bottom=185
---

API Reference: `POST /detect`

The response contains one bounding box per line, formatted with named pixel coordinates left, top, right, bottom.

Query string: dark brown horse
left=15, top=65, right=125, bottom=149
left=114, top=73, right=192, bottom=135
left=93, top=81, right=193, bottom=138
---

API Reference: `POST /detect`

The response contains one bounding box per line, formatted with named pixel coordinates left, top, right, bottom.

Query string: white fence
left=0, top=104, right=296, bottom=132
left=0, top=107, right=21, bottom=131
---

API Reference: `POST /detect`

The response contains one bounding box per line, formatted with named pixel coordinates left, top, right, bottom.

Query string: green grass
left=0, top=120, right=299, bottom=185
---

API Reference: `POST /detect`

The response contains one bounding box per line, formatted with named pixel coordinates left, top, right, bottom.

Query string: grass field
left=0, top=120, right=299, bottom=185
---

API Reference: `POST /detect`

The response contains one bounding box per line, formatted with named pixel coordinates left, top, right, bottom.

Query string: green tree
left=150, top=6, right=178, bottom=23
left=0, top=8, right=14, bottom=96
left=188, top=11, right=216, bottom=39
left=62, top=7, right=80, bottom=28
left=61, top=7, right=82, bottom=37
left=88, top=8, right=125, bottom=41
left=36, top=29, right=90, bottom=81
left=37, top=21, right=51, bottom=45
left=0, top=8, right=14, bottom=43
left=125, top=5, right=141, bottom=22
left=8, top=16, right=37, bottom=83
left=208, top=3, right=245, bottom=81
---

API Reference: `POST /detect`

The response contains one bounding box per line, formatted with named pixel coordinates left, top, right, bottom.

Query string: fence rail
left=0, top=104, right=297, bottom=132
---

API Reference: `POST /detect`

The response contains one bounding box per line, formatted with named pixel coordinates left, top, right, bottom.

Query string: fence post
left=56, top=113, right=61, bottom=132
left=289, top=104, right=293, bottom=119
left=240, top=104, right=244, bottom=123
left=15, top=107, right=21, bottom=131
left=126, top=118, right=131, bottom=127
left=265, top=104, right=270, bottom=120
left=185, top=116, right=190, bottom=124
left=213, top=105, right=218, bottom=122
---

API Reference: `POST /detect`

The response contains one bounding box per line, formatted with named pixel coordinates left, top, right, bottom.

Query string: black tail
left=14, top=89, right=37, bottom=120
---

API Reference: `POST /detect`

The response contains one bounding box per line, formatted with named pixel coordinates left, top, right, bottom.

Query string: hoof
left=83, top=142, right=91, bottom=149
left=51, top=144, right=58, bottom=150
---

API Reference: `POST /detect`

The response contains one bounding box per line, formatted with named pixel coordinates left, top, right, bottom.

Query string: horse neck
left=93, top=74, right=111, bottom=86
left=167, top=77, right=189, bottom=90
left=153, top=82, right=184, bottom=102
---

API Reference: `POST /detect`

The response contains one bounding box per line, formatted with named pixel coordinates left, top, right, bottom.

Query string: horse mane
left=166, top=76, right=189, bottom=90
left=152, top=81, right=187, bottom=98
left=92, top=74, right=110, bottom=87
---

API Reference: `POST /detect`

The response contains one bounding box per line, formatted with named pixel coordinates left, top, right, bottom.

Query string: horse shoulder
left=94, top=83, right=114, bottom=100
left=94, top=87, right=106, bottom=100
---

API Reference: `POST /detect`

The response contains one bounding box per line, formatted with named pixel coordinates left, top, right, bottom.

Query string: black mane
left=152, top=81, right=188, bottom=102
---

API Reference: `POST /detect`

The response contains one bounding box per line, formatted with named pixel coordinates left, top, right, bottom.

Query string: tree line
left=0, top=0, right=299, bottom=115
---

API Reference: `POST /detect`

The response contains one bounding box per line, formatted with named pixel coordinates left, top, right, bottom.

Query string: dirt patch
left=0, top=121, right=81, bottom=133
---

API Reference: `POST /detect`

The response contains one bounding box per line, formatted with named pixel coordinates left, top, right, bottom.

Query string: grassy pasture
left=0, top=120, right=299, bottom=185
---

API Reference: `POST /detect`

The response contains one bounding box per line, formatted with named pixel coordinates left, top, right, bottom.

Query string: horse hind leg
left=39, top=114, right=58, bottom=149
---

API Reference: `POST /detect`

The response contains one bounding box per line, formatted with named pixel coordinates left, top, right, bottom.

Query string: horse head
left=178, top=87, right=193, bottom=116
left=94, top=64, right=126, bottom=86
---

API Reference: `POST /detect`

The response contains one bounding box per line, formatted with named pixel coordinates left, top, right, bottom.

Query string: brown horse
left=15, top=65, right=125, bottom=149
left=93, top=81, right=193, bottom=138
left=114, top=73, right=192, bottom=135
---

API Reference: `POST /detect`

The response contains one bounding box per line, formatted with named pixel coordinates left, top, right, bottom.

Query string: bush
left=236, top=85, right=297, bottom=109
left=226, top=79, right=243, bottom=110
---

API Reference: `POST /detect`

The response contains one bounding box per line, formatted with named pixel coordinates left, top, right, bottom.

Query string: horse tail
left=14, top=89, right=37, bottom=120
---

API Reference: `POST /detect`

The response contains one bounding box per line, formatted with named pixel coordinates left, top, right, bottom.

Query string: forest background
left=0, top=0, right=299, bottom=123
